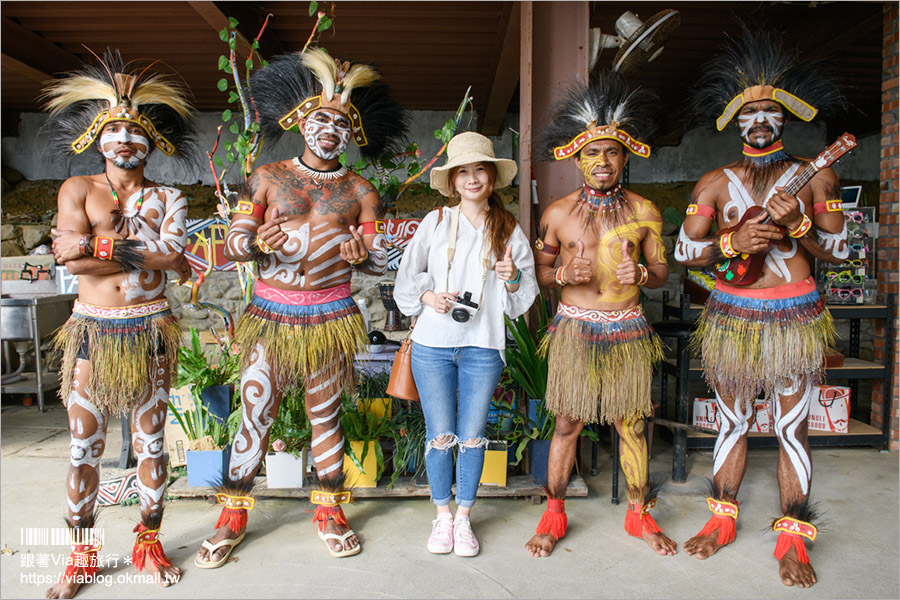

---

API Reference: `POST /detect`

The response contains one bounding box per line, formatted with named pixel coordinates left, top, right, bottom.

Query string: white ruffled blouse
left=394, top=207, right=539, bottom=353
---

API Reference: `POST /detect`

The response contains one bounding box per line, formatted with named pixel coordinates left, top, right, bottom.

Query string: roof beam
left=1, top=53, right=51, bottom=82
left=1, top=16, right=81, bottom=76
left=480, top=2, right=520, bottom=136
left=187, top=1, right=253, bottom=62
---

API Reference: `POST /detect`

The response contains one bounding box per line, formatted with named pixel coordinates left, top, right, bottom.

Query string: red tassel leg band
left=625, top=499, right=662, bottom=538
left=215, top=492, right=255, bottom=533
left=535, top=498, right=568, bottom=540
left=696, top=497, right=740, bottom=546
left=311, top=490, right=352, bottom=533
left=60, top=543, right=101, bottom=583
left=773, top=517, right=816, bottom=565
left=131, top=524, right=172, bottom=572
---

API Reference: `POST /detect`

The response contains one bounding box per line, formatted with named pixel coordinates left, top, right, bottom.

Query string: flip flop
left=194, top=532, right=246, bottom=569
left=317, top=529, right=361, bottom=558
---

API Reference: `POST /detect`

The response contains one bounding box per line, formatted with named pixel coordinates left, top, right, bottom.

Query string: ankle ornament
left=625, top=499, right=661, bottom=538
left=696, top=497, right=740, bottom=546
left=132, top=524, right=172, bottom=572
left=215, top=493, right=255, bottom=533
left=535, top=498, right=567, bottom=540
left=311, top=489, right=352, bottom=533
left=773, top=516, right=817, bottom=564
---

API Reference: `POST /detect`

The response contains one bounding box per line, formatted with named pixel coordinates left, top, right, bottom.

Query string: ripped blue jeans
left=410, top=342, right=504, bottom=508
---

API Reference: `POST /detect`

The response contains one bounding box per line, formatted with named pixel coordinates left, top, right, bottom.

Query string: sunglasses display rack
left=817, top=206, right=877, bottom=305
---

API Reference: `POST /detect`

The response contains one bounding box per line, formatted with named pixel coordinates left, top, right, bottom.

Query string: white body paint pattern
left=737, top=111, right=783, bottom=144
left=772, top=379, right=814, bottom=496
left=306, top=361, right=347, bottom=477
left=225, top=220, right=256, bottom=258
left=365, top=233, right=389, bottom=274
left=712, top=390, right=753, bottom=476
left=66, top=389, right=108, bottom=519
left=130, top=365, right=168, bottom=515
left=121, top=186, right=188, bottom=301
left=818, top=222, right=850, bottom=260
left=259, top=223, right=310, bottom=287
left=722, top=165, right=801, bottom=282
left=675, top=224, right=713, bottom=263
left=230, top=344, right=278, bottom=481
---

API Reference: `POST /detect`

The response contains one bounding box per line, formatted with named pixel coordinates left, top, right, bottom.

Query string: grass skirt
left=232, top=293, right=366, bottom=390
left=692, top=279, right=834, bottom=404
left=53, top=299, right=181, bottom=415
left=539, top=304, right=665, bottom=424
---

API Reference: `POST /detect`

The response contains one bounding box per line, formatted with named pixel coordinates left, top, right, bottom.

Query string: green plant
left=175, top=327, right=240, bottom=399
left=388, top=402, right=428, bottom=487
left=341, top=393, right=394, bottom=482
left=225, top=385, right=311, bottom=458
left=504, top=293, right=552, bottom=401
left=168, top=396, right=229, bottom=447
left=356, top=370, right=391, bottom=400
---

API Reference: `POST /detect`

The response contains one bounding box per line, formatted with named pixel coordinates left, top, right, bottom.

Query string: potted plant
left=356, top=370, right=392, bottom=421
left=168, top=396, right=231, bottom=487
left=176, top=327, right=240, bottom=424
left=341, top=393, right=394, bottom=487
left=388, top=401, right=428, bottom=487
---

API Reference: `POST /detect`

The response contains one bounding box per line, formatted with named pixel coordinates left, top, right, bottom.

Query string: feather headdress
left=250, top=48, right=408, bottom=161
left=537, top=70, right=657, bottom=161
left=691, top=26, right=845, bottom=131
left=41, top=48, right=195, bottom=161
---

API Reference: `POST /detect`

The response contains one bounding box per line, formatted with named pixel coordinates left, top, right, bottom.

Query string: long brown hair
left=448, top=162, right=518, bottom=261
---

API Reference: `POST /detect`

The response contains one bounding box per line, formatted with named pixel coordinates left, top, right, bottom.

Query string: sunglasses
left=839, top=259, right=867, bottom=268
left=844, top=212, right=865, bottom=223
left=825, top=271, right=865, bottom=284
left=849, top=242, right=869, bottom=253
left=828, top=287, right=863, bottom=299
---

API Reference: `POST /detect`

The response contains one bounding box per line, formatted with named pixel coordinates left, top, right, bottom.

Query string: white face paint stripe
left=738, top=111, right=783, bottom=140
left=100, top=129, right=150, bottom=160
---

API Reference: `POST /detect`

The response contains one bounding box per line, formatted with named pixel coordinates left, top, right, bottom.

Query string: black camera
left=449, top=291, right=479, bottom=323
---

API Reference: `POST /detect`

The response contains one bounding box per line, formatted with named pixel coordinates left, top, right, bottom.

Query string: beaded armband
left=93, top=236, right=114, bottom=260
left=534, top=238, right=560, bottom=255
left=637, top=264, right=649, bottom=286
left=813, top=199, right=842, bottom=216
left=235, top=200, right=266, bottom=220
left=788, top=214, right=813, bottom=238
left=359, top=220, right=386, bottom=235
left=686, top=203, right=717, bottom=220
left=719, top=232, right=739, bottom=258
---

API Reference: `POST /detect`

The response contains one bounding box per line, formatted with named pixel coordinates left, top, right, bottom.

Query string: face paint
left=577, top=140, right=625, bottom=191
left=100, top=125, right=150, bottom=169
left=303, top=111, right=352, bottom=160
left=737, top=110, right=783, bottom=147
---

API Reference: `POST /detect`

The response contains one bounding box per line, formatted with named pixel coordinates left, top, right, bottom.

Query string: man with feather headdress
left=675, top=29, right=849, bottom=588
left=42, top=49, right=196, bottom=597
left=194, top=48, right=408, bottom=567
left=524, top=71, right=674, bottom=558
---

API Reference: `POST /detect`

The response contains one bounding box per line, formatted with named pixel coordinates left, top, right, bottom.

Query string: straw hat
left=430, top=131, right=518, bottom=197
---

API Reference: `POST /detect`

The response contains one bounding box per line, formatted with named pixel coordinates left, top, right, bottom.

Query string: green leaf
left=309, top=1, right=318, bottom=17
left=219, top=28, right=228, bottom=42
left=217, top=78, right=229, bottom=92
left=228, top=17, right=239, bottom=28
left=262, top=59, right=269, bottom=67
left=218, top=55, right=229, bottom=72
left=245, top=59, right=254, bottom=69
left=215, top=156, right=223, bottom=167
left=221, top=109, right=233, bottom=122
left=224, top=141, right=232, bottom=152
left=251, top=40, right=259, bottom=50
left=229, top=122, right=240, bottom=135
left=339, top=153, right=348, bottom=166
left=228, top=91, right=239, bottom=104
left=226, top=151, right=235, bottom=162
left=318, top=17, right=332, bottom=31
left=248, top=122, right=260, bottom=132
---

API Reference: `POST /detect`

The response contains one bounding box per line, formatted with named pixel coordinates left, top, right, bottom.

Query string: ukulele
left=714, top=132, right=857, bottom=286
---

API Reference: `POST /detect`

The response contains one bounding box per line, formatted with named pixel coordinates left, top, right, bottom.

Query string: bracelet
left=637, top=264, right=649, bottom=286
left=256, top=233, right=275, bottom=255
left=788, top=214, right=813, bottom=238
left=719, top=232, right=739, bottom=258
left=78, top=235, right=89, bottom=257
left=506, top=268, right=522, bottom=285
left=93, top=236, right=114, bottom=260
left=554, top=266, right=568, bottom=287
left=349, top=250, right=369, bottom=266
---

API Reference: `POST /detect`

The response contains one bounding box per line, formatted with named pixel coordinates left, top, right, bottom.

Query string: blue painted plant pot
left=186, top=445, right=231, bottom=487
left=529, top=439, right=552, bottom=487
left=528, top=398, right=548, bottom=430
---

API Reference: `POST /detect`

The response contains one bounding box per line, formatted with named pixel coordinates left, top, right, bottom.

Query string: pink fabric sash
left=255, top=281, right=352, bottom=306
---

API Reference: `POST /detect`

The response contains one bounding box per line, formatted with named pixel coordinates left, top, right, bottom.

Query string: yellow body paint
left=594, top=201, right=665, bottom=304
left=618, top=417, right=648, bottom=503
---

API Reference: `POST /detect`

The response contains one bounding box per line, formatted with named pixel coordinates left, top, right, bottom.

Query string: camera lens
left=451, top=308, right=470, bottom=323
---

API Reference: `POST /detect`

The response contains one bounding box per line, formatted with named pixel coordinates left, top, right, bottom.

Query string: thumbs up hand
left=616, top=239, right=641, bottom=285
left=495, top=244, right=519, bottom=282
left=563, top=239, right=594, bottom=284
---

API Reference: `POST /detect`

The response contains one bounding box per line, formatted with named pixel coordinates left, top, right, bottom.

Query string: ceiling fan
left=589, top=9, right=681, bottom=76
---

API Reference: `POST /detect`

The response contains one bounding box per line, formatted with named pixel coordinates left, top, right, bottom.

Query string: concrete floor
left=1, top=400, right=897, bottom=600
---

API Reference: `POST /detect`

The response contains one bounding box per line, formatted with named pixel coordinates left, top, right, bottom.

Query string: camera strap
left=446, top=205, right=491, bottom=307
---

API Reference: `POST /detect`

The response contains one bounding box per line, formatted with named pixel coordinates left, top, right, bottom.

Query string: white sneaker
left=427, top=514, right=454, bottom=554
left=453, top=517, right=479, bottom=557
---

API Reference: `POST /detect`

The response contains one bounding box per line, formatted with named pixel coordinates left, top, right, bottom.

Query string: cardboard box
left=165, top=386, right=195, bottom=468
left=692, top=398, right=770, bottom=433
left=809, top=386, right=850, bottom=433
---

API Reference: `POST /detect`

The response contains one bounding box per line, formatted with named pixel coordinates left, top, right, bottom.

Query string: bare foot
left=684, top=530, right=727, bottom=560
left=144, top=559, right=182, bottom=588
left=643, top=529, right=677, bottom=556
left=45, top=576, right=80, bottom=599
left=779, top=545, right=817, bottom=588
left=525, top=533, right=556, bottom=557
left=196, top=526, right=244, bottom=566
left=322, top=517, right=359, bottom=554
